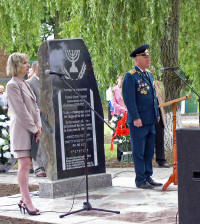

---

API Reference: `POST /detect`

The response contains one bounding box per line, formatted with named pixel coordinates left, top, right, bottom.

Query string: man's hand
left=157, top=116, right=160, bottom=122
left=133, top=118, right=143, bottom=127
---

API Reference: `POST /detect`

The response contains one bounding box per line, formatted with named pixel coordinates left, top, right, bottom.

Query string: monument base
left=39, top=173, right=112, bottom=198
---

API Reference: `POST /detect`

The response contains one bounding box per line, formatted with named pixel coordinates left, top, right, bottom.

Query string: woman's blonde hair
left=6, top=52, right=29, bottom=77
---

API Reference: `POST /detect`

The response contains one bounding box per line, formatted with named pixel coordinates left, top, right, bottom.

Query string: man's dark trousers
left=129, top=123, right=156, bottom=187
left=155, top=116, right=166, bottom=165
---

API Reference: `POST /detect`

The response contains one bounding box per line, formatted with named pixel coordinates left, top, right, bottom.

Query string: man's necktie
left=143, top=71, right=150, bottom=81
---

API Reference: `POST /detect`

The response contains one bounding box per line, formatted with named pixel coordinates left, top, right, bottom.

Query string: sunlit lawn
left=104, top=143, right=117, bottom=160
left=104, top=123, right=117, bottom=160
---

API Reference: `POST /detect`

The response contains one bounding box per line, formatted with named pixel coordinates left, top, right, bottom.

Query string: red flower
left=121, top=128, right=129, bottom=136
left=110, top=112, right=130, bottom=151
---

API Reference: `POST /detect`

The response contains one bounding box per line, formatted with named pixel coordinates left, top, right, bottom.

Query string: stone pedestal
left=39, top=173, right=112, bottom=198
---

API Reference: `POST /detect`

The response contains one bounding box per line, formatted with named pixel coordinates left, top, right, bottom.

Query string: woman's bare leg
left=18, top=157, right=36, bottom=211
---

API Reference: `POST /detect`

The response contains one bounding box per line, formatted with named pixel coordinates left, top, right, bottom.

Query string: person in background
left=27, top=68, right=33, bottom=80
left=27, top=61, right=46, bottom=177
left=6, top=53, right=41, bottom=215
left=106, top=85, right=114, bottom=122
left=122, top=44, right=162, bottom=189
left=111, top=74, right=127, bottom=161
left=111, top=74, right=127, bottom=116
left=0, top=85, right=8, bottom=115
left=154, top=81, right=169, bottom=168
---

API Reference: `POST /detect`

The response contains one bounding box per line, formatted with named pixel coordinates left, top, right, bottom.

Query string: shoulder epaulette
left=129, top=68, right=137, bottom=75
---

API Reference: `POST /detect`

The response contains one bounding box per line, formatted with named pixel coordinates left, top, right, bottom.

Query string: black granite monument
left=38, top=39, right=105, bottom=180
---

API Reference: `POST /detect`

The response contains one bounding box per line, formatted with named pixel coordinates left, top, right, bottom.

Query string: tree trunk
left=53, top=11, right=60, bottom=39
left=160, top=0, right=182, bottom=151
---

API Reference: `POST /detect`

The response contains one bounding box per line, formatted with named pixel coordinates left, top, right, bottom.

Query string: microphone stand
left=54, top=73, right=119, bottom=218
left=172, top=69, right=200, bottom=126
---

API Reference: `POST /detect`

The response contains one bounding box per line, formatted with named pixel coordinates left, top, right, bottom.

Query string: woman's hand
left=36, top=126, right=42, bottom=142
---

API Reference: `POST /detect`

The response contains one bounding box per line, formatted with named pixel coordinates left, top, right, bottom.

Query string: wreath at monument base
left=110, top=112, right=132, bottom=163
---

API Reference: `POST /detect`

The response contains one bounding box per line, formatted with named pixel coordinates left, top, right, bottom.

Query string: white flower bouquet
left=0, top=114, right=13, bottom=165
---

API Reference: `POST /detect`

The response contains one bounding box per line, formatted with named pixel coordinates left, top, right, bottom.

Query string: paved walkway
left=0, top=167, right=178, bottom=224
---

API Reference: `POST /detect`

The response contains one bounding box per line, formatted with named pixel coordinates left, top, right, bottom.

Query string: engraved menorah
left=65, top=50, right=80, bottom=73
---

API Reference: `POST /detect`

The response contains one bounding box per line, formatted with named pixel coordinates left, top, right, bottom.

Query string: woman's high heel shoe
left=23, top=203, right=40, bottom=216
left=18, top=200, right=24, bottom=213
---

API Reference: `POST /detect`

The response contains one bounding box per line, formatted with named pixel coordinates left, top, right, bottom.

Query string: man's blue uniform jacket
left=122, top=66, right=159, bottom=125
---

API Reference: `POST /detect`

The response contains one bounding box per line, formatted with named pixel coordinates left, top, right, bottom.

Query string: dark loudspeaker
left=176, top=127, right=200, bottom=224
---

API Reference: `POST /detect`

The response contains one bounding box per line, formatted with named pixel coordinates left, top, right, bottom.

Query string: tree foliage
left=0, top=0, right=43, bottom=54
left=179, top=0, right=200, bottom=92
left=0, top=0, right=199, bottom=97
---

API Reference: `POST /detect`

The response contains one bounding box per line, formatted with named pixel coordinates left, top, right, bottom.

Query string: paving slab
left=0, top=167, right=178, bottom=224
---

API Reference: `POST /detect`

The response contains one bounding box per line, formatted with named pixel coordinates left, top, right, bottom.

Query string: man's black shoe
left=147, top=178, right=163, bottom=187
left=137, top=182, right=154, bottom=189
left=158, top=162, right=170, bottom=168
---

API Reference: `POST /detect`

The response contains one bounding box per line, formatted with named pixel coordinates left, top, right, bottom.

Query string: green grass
left=104, top=143, right=117, bottom=160
left=104, top=122, right=117, bottom=160
left=104, top=123, right=113, bottom=136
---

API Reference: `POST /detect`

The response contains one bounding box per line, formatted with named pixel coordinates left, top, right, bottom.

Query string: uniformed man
left=122, top=44, right=162, bottom=189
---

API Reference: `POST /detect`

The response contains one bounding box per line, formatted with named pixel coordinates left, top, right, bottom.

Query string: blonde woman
left=6, top=53, right=41, bottom=215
